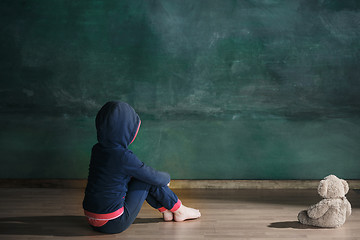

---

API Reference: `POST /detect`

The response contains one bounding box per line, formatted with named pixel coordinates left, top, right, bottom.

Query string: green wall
left=1, top=0, right=359, bottom=179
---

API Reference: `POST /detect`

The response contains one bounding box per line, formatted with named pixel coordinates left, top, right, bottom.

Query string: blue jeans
left=92, top=179, right=180, bottom=234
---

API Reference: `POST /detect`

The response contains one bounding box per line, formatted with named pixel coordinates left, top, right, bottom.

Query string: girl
left=83, top=101, right=201, bottom=234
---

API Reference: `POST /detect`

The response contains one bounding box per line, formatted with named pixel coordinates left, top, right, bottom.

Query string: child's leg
left=92, top=180, right=200, bottom=234
left=145, top=191, right=174, bottom=221
left=148, top=185, right=181, bottom=211
left=93, top=179, right=151, bottom=234
left=147, top=185, right=201, bottom=222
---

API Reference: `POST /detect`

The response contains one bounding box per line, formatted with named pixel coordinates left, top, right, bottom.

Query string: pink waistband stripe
left=84, top=207, right=124, bottom=220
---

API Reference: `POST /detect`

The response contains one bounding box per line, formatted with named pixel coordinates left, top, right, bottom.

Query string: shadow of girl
left=0, top=216, right=166, bottom=236
left=0, top=216, right=100, bottom=236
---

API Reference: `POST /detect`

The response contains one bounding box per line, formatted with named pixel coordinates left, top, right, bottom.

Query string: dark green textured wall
left=1, top=0, right=359, bottom=179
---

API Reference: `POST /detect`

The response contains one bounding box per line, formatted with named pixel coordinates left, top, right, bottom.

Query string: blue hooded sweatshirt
left=83, top=101, right=171, bottom=214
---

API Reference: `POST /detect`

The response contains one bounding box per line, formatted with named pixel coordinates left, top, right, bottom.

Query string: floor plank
left=0, top=188, right=358, bottom=240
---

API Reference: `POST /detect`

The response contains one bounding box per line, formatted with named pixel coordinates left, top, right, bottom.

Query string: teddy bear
left=298, top=174, right=352, bottom=228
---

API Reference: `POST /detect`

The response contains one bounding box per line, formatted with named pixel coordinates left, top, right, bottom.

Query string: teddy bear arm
left=307, top=201, right=330, bottom=219
left=346, top=200, right=352, bottom=217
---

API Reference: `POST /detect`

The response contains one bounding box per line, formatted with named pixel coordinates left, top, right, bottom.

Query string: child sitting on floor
left=83, top=101, right=201, bottom=234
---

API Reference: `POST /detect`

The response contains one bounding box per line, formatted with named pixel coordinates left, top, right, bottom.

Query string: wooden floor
left=0, top=188, right=359, bottom=240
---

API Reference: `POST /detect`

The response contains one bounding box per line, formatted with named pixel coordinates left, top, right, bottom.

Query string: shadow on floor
left=0, top=215, right=163, bottom=236
left=133, top=218, right=163, bottom=224
left=268, top=221, right=320, bottom=229
left=0, top=216, right=99, bottom=236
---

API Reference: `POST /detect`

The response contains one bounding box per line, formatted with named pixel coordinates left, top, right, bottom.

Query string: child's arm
left=120, top=151, right=170, bottom=187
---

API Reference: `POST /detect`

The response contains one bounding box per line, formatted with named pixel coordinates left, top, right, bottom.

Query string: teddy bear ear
left=342, top=179, right=349, bottom=194
left=318, top=179, right=327, bottom=197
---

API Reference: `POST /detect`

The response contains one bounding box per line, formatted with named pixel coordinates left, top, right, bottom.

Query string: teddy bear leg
left=298, top=210, right=314, bottom=226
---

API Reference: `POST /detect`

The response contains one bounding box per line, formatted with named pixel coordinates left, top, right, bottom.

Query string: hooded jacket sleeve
left=120, top=151, right=170, bottom=186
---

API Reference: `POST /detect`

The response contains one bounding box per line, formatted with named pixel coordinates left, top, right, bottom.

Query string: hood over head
left=95, top=101, right=141, bottom=148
